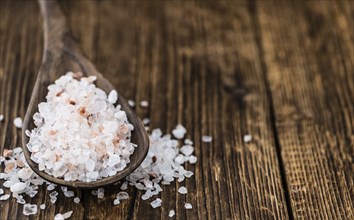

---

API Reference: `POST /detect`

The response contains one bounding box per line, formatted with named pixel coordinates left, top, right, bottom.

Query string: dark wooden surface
left=0, top=1, right=352, bottom=219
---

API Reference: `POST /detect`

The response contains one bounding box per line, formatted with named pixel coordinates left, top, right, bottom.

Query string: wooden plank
left=0, top=1, right=290, bottom=219
left=257, top=1, right=353, bottom=219
left=74, top=1, right=289, bottom=219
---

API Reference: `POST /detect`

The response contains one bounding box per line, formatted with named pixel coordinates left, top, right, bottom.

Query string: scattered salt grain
left=202, top=135, right=213, bottom=142
left=108, top=90, right=118, bottom=104
left=184, top=171, right=194, bottom=178
left=97, top=188, right=104, bottom=199
left=128, top=100, right=135, bottom=107
left=0, top=194, right=10, bottom=200
left=23, top=204, right=37, bottom=216
left=16, top=196, right=26, bottom=204
left=172, top=124, right=187, bottom=139
left=117, top=191, right=129, bottom=200
left=18, top=168, right=34, bottom=180
left=168, top=210, right=175, bottom=217
left=188, top=155, right=197, bottom=164
left=54, top=214, right=65, bottom=220
left=185, top=203, right=192, bottom=209
left=10, top=182, right=27, bottom=193
left=0, top=114, right=4, bottom=121
left=243, top=134, right=252, bottom=143
left=180, top=145, right=194, bottom=156
left=50, top=191, right=58, bottom=197
left=74, top=197, right=80, bottom=203
left=62, top=211, right=73, bottom=219
left=120, top=181, right=128, bottom=190
left=178, top=186, right=187, bottom=194
left=113, top=199, right=120, bottom=205
left=50, top=197, right=57, bottom=204
left=140, top=100, right=149, bottom=107
left=14, top=117, right=22, bottom=128
left=184, top=139, right=193, bottom=145
left=40, top=204, right=46, bottom=209
left=47, top=184, right=56, bottom=191
left=0, top=188, right=3, bottom=194
left=151, top=198, right=162, bottom=208
left=142, top=118, right=150, bottom=125
left=64, top=190, right=74, bottom=198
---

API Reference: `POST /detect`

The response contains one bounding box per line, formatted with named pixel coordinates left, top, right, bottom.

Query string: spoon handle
left=39, top=0, right=70, bottom=51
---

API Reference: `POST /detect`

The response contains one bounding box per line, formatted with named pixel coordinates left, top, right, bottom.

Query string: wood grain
left=0, top=0, right=352, bottom=220
left=256, top=1, right=353, bottom=219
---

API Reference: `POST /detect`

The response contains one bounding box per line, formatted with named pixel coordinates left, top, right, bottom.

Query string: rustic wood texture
left=0, top=1, right=352, bottom=220
left=257, top=1, right=354, bottom=219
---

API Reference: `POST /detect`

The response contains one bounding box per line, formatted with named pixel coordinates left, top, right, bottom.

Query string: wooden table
left=0, top=1, right=353, bottom=219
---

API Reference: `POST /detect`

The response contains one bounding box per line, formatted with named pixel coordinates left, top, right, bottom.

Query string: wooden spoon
left=21, top=0, right=149, bottom=188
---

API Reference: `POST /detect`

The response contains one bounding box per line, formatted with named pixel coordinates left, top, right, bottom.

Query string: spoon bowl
left=21, top=0, right=149, bottom=189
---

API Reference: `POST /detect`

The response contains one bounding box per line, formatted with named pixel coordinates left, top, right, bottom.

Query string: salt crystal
left=114, top=111, right=126, bottom=120
left=85, top=159, right=96, bottom=172
left=23, top=204, right=37, bottom=216
left=108, top=90, right=118, bottom=104
left=178, top=176, right=185, bottom=182
left=40, top=204, right=46, bottom=209
left=185, top=203, right=192, bottom=209
left=180, top=145, right=194, bottom=156
left=18, top=168, right=34, bottom=180
left=0, top=194, right=10, bottom=200
left=140, top=100, right=149, bottom=107
left=178, top=186, right=187, bottom=194
left=151, top=198, right=162, bottom=208
left=17, top=197, right=26, bottom=204
left=142, top=118, right=150, bottom=125
left=174, top=154, right=185, bottom=164
left=184, top=171, right=194, bottom=178
left=128, top=100, right=135, bottom=107
left=10, top=182, right=27, bottom=193
left=97, top=188, right=104, bottom=199
left=117, top=191, right=129, bottom=200
left=74, top=197, right=80, bottom=203
left=113, top=199, right=120, bottom=205
left=168, top=210, right=175, bottom=217
left=50, top=191, right=58, bottom=197
left=120, top=181, right=128, bottom=190
left=172, top=124, right=186, bottom=139
left=0, top=188, right=3, bottom=194
left=3, top=149, right=13, bottom=157
left=47, top=184, right=56, bottom=191
left=64, top=191, right=74, bottom=198
left=202, top=135, right=212, bottom=142
left=50, top=197, right=57, bottom=204
left=97, top=192, right=104, bottom=199
left=184, top=139, right=193, bottom=145
left=243, top=134, right=252, bottom=143
left=54, top=214, right=65, bottom=220
left=0, top=114, right=4, bottom=121
left=188, top=155, right=197, bottom=164
left=63, top=211, right=73, bottom=219
left=14, top=117, right=22, bottom=128
left=108, top=155, right=121, bottom=167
